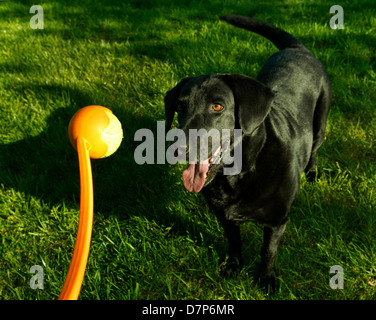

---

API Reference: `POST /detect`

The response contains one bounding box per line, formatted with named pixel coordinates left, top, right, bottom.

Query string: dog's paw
left=220, top=256, right=243, bottom=278
left=259, top=272, right=279, bottom=296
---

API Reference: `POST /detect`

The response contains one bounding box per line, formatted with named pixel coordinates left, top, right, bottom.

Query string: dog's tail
left=219, top=15, right=307, bottom=51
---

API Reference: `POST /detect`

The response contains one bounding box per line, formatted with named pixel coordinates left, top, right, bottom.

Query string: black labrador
left=164, top=15, right=332, bottom=294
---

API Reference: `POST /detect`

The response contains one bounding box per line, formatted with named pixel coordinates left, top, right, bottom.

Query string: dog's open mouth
left=182, top=140, right=230, bottom=192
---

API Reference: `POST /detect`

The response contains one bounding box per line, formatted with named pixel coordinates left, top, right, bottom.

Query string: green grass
left=1, top=0, right=375, bottom=300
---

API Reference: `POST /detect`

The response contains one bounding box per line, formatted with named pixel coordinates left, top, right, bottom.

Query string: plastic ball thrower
left=59, top=105, right=123, bottom=300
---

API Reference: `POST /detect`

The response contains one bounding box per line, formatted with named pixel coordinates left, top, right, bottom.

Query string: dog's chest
left=202, top=174, right=265, bottom=221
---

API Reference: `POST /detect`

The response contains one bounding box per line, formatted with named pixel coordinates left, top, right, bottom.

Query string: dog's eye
left=211, top=104, right=224, bottom=112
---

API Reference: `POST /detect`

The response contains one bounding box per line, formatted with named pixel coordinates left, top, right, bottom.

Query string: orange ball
left=68, top=105, right=123, bottom=159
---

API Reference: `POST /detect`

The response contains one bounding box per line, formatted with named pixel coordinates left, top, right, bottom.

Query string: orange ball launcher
left=59, top=106, right=123, bottom=300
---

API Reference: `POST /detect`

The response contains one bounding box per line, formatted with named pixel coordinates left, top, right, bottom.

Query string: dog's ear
left=224, top=74, right=274, bottom=135
left=164, top=77, right=190, bottom=130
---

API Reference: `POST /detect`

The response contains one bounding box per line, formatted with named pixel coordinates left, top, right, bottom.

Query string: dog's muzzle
left=182, top=139, right=230, bottom=192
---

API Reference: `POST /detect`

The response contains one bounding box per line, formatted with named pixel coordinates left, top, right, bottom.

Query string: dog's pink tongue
left=182, top=160, right=209, bottom=192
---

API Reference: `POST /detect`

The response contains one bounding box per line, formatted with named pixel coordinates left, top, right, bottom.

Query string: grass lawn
left=0, top=0, right=375, bottom=300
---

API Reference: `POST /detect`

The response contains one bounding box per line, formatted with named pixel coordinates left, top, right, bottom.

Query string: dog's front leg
left=259, top=223, right=287, bottom=295
left=215, top=213, right=243, bottom=278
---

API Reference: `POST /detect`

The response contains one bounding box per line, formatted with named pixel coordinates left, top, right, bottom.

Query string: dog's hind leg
left=305, top=83, right=332, bottom=181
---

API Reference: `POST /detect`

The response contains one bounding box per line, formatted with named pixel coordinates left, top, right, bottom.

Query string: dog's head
left=164, top=74, right=274, bottom=192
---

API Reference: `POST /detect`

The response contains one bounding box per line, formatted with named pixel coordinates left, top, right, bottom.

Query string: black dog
left=164, top=15, right=331, bottom=294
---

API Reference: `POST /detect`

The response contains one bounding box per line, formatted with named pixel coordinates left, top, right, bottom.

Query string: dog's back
left=220, top=15, right=331, bottom=99
left=220, top=15, right=332, bottom=179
